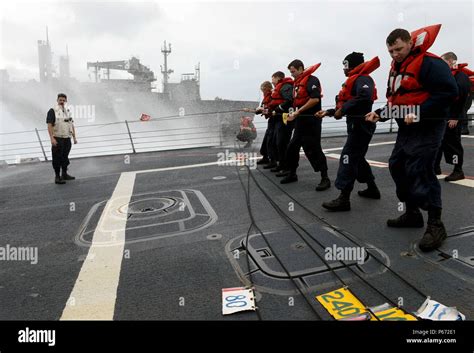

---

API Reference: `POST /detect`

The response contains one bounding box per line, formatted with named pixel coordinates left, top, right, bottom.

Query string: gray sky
left=1, top=0, right=473, bottom=103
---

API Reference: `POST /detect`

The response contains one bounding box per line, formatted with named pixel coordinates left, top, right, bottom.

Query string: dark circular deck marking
left=75, top=190, right=218, bottom=247
left=119, top=197, right=178, bottom=216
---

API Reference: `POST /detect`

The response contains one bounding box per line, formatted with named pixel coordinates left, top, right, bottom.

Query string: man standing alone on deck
left=46, top=93, right=77, bottom=184
left=365, top=25, right=458, bottom=251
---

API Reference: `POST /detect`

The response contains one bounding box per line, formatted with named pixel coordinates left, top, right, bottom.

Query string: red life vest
left=261, top=91, right=272, bottom=108
left=241, top=117, right=256, bottom=132
left=387, top=24, right=442, bottom=106
left=336, top=56, right=380, bottom=110
left=268, top=77, right=294, bottom=110
left=260, top=90, right=273, bottom=118
left=452, top=63, right=474, bottom=93
left=293, top=63, right=322, bottom=108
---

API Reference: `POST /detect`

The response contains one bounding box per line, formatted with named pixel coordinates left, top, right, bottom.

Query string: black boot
left=444, top=167, right=465, bottom=182
left=257, top=157, right=270, bottom=165
left=276, top=170, right=290, bottom=177
left=62, top=171, right=75, bottom=180
left=419, top=220, right=447, bottom=252
left=358, top=181, right=381, bottom=199
left=322, top=191, right=351, bottom=211
left=270, top=165, right=283, bottom=173
left=387, top=209, right=424, bottom=228
left=55, top=176, right=66, bottom=184
left=263, top=161, right=277, bottom=169
left=280, top=173, right=298, bottom=184
left=315, top=177, right=331, bottom=191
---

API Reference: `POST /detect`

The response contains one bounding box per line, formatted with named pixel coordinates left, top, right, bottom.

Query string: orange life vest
left=336, top=56, right=380, bottom=110
left=268, top=77, right=293, bottom=110
left=452, top=63, right=474, bottom=93
left=293, top=63, right=322, bottom=108
left=387, top=24, right=442, bottom=106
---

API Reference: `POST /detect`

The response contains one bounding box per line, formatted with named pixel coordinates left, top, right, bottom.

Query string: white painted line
left=461, top=135, right=474, bottom=139
left=437, top=174, right=474, bottom=188
left=325, top=154, right=473, bottom=187
left=137, top=161, right=223, bottom=174
left=136, top=158, right=262, bottom=175
left=325, top=153, right=389, bottom=168
left=322, top=140, right=396, bottom=152
left=61, top=172, right=136, bottom=320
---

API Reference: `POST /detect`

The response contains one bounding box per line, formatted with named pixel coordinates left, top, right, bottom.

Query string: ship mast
left=160, top=41, right=173, bottom=94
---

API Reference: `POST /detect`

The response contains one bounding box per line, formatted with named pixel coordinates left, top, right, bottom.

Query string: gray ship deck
left=1, top=133, right=473, bottom=320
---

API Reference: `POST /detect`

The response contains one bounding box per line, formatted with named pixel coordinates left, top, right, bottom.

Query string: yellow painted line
left=61, top=172, right=135, bottom=320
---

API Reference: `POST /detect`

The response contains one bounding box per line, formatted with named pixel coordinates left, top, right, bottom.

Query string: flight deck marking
left=61, top=172, right=135, bottom=320
left=62, top=160, right=239, bottom=319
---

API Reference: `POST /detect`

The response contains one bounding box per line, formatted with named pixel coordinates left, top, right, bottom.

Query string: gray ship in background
left=0, top=30, right=258, bottom=163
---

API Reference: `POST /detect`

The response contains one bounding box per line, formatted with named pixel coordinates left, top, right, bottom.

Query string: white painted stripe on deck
left=322, top=140, right=396, bottom=152
left=449, top=178, right=474, bottom=187
left=61, top=172, right=136, bottom=320
left=136, top=161, right=223, bottom=174
left=325, top=153, right=389, bottom=168
left=437, top=174, right=474, bottom=188
left=326, top=154, right=474, bottom=187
